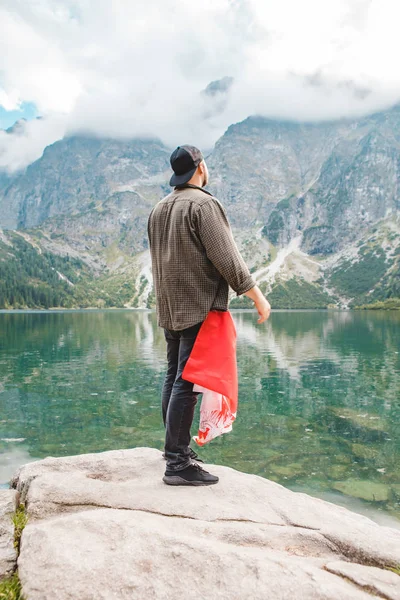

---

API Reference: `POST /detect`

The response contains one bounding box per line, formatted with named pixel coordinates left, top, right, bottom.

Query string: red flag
left=182, top=310, right=238, bottom=445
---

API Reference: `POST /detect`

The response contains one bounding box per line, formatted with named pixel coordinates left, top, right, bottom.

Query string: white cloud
left=1, top=0, right=400, bottom=171
left=0, top=115, right=67, bottom=172
left=0, top=89, right=21, bottom=112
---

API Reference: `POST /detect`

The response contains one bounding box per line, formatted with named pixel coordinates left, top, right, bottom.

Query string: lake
left=0, top=309, right=399, bottom=527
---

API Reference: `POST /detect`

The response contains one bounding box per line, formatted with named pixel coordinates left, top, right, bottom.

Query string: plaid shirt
left=147, top=184, right=256, bottom=331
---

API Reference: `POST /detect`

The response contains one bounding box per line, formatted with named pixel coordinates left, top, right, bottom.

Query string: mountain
left=209, top=109, right=400, bottom=245
left=0, top=107, right=399, bottom=310
left=0, top=136, right=170, bottom=230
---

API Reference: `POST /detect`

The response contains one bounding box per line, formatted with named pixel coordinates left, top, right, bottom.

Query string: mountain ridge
left=0, top=106, right=399, bottom=310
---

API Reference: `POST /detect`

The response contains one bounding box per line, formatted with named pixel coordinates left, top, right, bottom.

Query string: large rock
left=333, top=479, right=390, bottom=503
left=10, top=447, right=400, bottom=600
left=0, top=489, right=18, bottom=580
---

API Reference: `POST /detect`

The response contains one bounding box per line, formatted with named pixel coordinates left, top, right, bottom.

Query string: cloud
left=0, top=0, right=400, bottom=171
left=0, top=115, right=67, bottom=172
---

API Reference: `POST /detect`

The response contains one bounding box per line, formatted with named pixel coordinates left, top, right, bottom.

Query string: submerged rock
left=392, top=485, right=400, bottom=501
left=351, top=443, right=380, bottom=461
left=333, top=479, right=390, bottom=503
left=330, top=408, right=387, bottom=433
left=327, top=464, right=349, bottom=480
left=268, top=462, right=305, bottom=478
left=8, top=447, right=400, bottom=600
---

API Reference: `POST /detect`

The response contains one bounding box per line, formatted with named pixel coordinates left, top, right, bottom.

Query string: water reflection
left=0, top=309, right=399, bottom=525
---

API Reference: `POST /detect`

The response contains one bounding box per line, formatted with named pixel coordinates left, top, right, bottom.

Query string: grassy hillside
left=1, top=217, right=398, bottom=311
left=326, top=224, right=400, bottom=308
left=0, top=232, right=138, bottom=309
left=230, top=278, right=332, bottom=310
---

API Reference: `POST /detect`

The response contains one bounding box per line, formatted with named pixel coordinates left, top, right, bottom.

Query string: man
left=147, top=145, right=271, bottom=486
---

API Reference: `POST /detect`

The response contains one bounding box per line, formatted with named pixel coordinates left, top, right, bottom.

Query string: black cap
left=169, top=145, right=204, bottom=186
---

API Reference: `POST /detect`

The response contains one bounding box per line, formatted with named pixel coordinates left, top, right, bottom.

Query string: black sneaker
left=163, top=461, right=219, bottom=486
left=162, top=447, right=204, bottom=463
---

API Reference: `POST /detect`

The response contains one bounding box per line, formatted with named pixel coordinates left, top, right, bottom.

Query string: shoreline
left=1, top=307, right=399, bottom=313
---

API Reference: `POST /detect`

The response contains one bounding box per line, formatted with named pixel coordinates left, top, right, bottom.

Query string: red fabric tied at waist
left=182, top=310, right=238, bottom=446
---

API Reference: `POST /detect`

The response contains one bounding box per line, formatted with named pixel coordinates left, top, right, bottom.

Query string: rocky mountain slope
left=0, top=106, right=399, bottom=310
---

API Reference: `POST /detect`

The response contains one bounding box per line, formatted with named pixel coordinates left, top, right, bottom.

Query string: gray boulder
left=10, top=447, right=400, bottom=599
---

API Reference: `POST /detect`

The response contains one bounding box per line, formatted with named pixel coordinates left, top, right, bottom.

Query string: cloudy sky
left=1, top=0, right=400, bottom=171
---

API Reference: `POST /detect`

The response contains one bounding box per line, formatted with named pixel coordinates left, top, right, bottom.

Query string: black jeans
left=162, top=321, right=204, bottom=471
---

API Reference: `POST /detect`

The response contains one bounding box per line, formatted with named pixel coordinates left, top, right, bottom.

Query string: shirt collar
left=174, top=183, right=213, bottom=197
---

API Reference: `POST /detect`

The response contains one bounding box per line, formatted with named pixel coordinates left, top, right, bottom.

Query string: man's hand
left=243, top=285, right=271, bottom=324
left=255, top=296, right=271, bottom=324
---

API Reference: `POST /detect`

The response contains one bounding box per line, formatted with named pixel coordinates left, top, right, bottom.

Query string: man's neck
left=174, top=183, right=212, bottom=196
left=187, top=173, right=205, bottom=187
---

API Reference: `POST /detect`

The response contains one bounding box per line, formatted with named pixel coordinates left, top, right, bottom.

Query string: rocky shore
left=1, top=447, right=400, bottom=599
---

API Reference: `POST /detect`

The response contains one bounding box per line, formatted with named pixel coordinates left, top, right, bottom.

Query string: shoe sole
left=162, top=475, right=219, bottom=486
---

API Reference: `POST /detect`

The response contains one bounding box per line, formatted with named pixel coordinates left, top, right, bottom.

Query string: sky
left=0, top=101, right=37, bottom=130
left=1, top=0, right=400, bottom=172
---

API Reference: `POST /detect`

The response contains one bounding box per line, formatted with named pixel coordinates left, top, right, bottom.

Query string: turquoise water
left=0, top=309, right=399, bottom=525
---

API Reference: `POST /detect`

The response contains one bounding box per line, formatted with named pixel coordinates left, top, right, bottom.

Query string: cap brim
left=169, top=165, right=197, bottom=187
